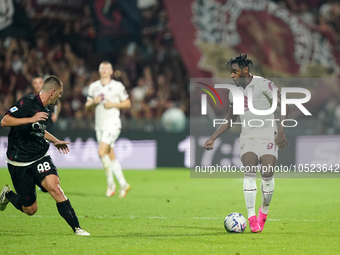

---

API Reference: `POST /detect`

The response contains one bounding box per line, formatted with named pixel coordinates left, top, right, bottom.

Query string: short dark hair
left=226, top=54, right=253, bottom=70
left=100, top=60, right=111, bottom=65
left=99, top=61, right=113, bottom=70
left=31, top=74, right=43, bottom=82
left=42, top=75, right=63, bottom=91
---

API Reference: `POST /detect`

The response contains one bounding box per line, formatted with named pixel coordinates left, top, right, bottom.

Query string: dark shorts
left=8, top=156, right=59, bottom=207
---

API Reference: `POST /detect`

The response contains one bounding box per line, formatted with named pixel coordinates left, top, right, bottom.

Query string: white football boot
left=106, top=184, right=116, bottom=197
left=0, top=185, right=11, bottom=211
left=119, top=183, right=131, bottom=198
left=74, top=227, right=90, bottom=236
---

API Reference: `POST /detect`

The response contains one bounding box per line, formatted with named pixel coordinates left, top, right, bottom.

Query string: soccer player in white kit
left=203, top=54, right=289, bottom=233
left=85, top=61, right=131, bottom=198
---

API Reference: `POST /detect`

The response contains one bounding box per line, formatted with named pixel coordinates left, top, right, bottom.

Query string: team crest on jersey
left=9, top=106, right=18, bottom=113
left=268, top=82, right=277, bottom=91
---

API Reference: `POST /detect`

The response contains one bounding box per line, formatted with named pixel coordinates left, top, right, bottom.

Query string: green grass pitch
left=0, top=168, right=340, bottom=255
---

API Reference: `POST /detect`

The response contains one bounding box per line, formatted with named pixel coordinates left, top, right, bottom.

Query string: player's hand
left=104, top=100, right=118, bottom=109
left=53, top=141, right=70, bottom=154
left=31, top=112, right=48, bottom=123
left=275, top=131, right=289, bottom=151
left=203, top=138, right=215, bottom=150
left=94, top=95, right=104, bottom=105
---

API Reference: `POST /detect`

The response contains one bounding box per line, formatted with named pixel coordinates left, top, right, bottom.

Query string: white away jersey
left=229, top=75, right=279, bottom=139
left=87, top=79, right=129, bottom=130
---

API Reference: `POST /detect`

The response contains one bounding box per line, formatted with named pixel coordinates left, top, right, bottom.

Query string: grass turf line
left=0, top=168, right=340, bottom=255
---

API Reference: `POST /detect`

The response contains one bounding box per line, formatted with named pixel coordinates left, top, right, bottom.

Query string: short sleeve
left=6, top=97, right=33, bottom=118
left=118, top=83, right=129, bottom=101
left=87, top=83, right=94, bottom=100
left=228, top=90, right=233, bottom=107
left=262, top=80, right=279, bottom=99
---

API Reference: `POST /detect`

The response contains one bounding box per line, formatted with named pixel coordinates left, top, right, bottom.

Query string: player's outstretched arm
left=1, top=112, right=48, bottom=127
left=275, top=93, right=289, bottom=151
left=44, top=131, right=70, bottom=154
left=203, top=106, right=237, bottom=150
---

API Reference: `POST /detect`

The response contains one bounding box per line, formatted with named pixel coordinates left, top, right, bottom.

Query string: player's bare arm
left=104, top=98, right=131, bottom=109
left=1, top=112, right=48, bottom=127
left=203, top=106, right=238, bottom=150
left=44, top=131, right=70, bottom=154
left=85, top=95, right=103, bottom=111
left=51, top=100, right=62, bottom=123
left=51, top=113, right=57, bottom=123
left=275, top=92, right=289, bottom=151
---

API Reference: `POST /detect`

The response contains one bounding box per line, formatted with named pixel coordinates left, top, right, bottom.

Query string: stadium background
left=0, top=0, right=339, bottom=170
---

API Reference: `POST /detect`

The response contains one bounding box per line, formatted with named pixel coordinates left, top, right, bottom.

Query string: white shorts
left=239, top=137, right=278, bottom=159
left=96, top=128, right=121, bottom=148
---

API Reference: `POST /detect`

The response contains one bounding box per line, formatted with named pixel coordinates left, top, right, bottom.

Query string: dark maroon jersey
left=5, top=94, right=50, bottom=162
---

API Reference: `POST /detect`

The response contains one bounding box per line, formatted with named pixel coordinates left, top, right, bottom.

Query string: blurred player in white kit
left=85, top=61, right=131, bottom=198
left=203, top=54, right=289, bottom=233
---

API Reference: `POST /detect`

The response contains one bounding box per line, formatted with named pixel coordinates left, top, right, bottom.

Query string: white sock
left=243, top=173, right=257, bottom=218
left=261, top=176, right=274, bottom=214
left=100, top=155, right=114, bottom=187
left=111, top=159, right=127, bottom=187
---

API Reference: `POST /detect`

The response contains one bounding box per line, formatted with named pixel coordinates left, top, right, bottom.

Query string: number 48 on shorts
left=37, top=161, right=51, bottom=173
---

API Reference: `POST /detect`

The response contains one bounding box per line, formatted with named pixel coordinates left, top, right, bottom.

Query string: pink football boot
left=248, top=215, right=261, bottom=233
left=258, top=207, right=268, bottom=232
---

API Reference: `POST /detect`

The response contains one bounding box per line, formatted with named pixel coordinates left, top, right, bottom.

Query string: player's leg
left=3, top=164, right=38, bottom=215
left=109, top=147, right=130, bottom=198
left=242, top=152, right=258, bottom=219
left=98, top=141, right=116, bottom=197
left=258, top=154, right=276, bottom=232
left=101, top=128, right=130, bottom=198
left=97, top=128, right=116, bottom=196
left=241, top=151, right=261, bottom=233
left=1, top=186, right=37, bottom=215
left=38, top=157, right=90, bottom=236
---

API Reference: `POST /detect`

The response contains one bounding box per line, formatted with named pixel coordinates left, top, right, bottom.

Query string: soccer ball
left=224, top=212, right=247, bottom=233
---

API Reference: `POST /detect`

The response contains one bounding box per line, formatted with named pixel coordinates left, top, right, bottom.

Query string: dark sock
left=56, top=199, right=80, bottom=232
left=6, top=191, right=23, bottom=212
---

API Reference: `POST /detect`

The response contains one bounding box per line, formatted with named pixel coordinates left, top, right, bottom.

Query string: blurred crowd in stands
left=275, top=0, right=340, bottom=51
left=0, top=0, right=189, bottom=132
left=273, top=0, right=340, bottom=134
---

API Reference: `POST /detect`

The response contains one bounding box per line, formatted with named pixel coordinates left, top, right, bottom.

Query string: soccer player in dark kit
left=31, top=75, right=61, bottom=134
left=0, top=75, right=90, bottom=236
